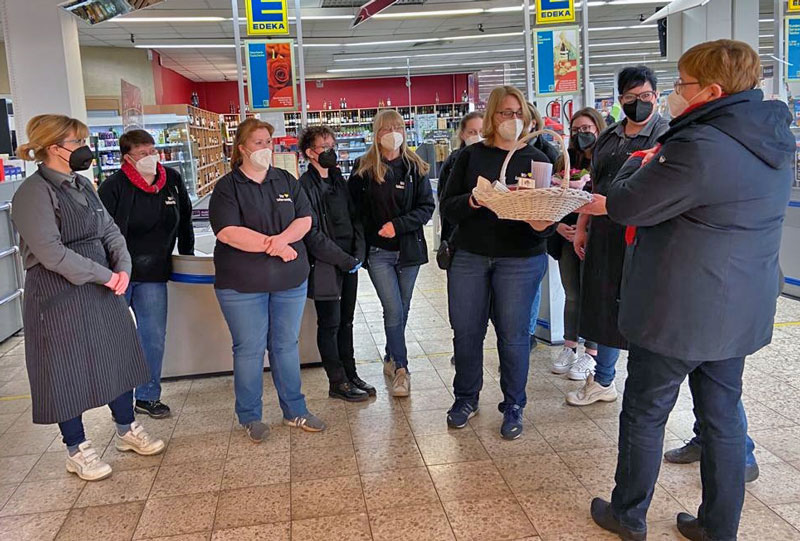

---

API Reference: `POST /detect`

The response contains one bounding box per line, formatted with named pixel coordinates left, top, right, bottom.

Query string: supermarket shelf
left=199, top=145, right=220, bottom=151
left=92, top=142, right=186, bottom=151
left=197, top=160, right=224, bottom=172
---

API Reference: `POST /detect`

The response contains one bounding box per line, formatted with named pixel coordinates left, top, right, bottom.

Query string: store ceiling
left=0, top=0, right=778, bottom=95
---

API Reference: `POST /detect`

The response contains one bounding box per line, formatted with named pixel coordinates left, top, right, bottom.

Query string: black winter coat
left=437, top=147, right=464, bottom=242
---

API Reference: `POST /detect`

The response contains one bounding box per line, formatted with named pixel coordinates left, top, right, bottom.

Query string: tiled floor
left=2, top=262, right=800, bottom=540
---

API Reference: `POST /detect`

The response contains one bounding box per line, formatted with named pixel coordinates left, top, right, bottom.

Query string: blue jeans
left=367, top=247, right=420, bottom=370
left=449, top=251, right=547, bottom=410
left=126, top=282, right=168, bottom=402
left=689, top=400, right=757, bottom=467
left=528, top=282, right=542, bottom=336
left=611, top=344, right=746, bottom=540
left=59, top=390, right=135, bottom=447
left=215, top=282, right=310, bottom=425
left=594, top=345, right=620, bottom=386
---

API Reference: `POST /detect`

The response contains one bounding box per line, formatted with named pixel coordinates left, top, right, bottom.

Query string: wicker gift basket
left=472, top=129, right=593, bottom=222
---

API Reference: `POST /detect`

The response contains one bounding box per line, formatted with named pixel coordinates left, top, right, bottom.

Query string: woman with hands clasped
left=12, top=114, right=165, bottom=482
left=210, top=118, right=325, bottom=443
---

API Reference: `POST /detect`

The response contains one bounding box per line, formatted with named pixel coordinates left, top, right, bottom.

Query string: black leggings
left=558, top=241, right=598, bottom=349
left=314, top=272, right=359, bottom=384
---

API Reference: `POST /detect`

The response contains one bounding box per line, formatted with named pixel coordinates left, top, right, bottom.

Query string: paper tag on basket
left=530, top=161, right=553, bottom=188
left=492, top=181, right=511, bottom=193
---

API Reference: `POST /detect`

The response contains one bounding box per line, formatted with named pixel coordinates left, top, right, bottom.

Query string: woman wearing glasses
left=441, top=86, right=555, bottom=440
left=12, top=115, right=165, bottom=482
left=567, top=66, right=669, bottom=406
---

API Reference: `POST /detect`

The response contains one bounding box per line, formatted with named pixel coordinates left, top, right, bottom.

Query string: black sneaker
left=329, top=382, right=369, bottom=402
left=349, top=375, right=377, bottom=397
left=590, top=498, right=647, bottom=541
left=745, top=462, right=760, bottom=483
left=447, top=399, right=479, bottom=429
left=500, top=404, right=524, bottom=440
left=676, top=512, right=706, bottom=541
left=664, top=441, right=701, bottom=464
left=134, top=400, right=171, bottom=419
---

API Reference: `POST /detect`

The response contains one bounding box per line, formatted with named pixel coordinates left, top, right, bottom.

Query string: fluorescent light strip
left=591, top=51, right=660, bottom=58
left=588, top=24, right=657, bottom=31
left=334, top=48, right=524, bottom=62
left=759, top=18, right=775, bottom=23
left=327, top=61, right=525, bottom=74
left=134, top=44, right=235, bottom=48
left=589, top=40, right=659, bottom=47
left=590, top=59, right=669, bottom=67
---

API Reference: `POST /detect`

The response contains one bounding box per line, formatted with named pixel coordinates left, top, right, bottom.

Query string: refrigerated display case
left=781, top=123, right=800, bottom=298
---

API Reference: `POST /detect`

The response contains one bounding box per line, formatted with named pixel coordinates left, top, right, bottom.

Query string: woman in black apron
left=12, top=114, right=165, bottom=482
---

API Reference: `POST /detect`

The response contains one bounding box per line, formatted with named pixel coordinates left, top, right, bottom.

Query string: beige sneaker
left=66, top=440, right=112, bottom=481
left=566, top=373, right=618, bottom=406
left=115, top=421, right=166, bottom=456
left=383, top=356, right=395, bottom=377
left=391, top=368, right=411, bottom=397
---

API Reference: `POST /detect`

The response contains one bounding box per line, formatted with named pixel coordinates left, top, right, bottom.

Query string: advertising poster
left=121, top=79, right=144, bottom=132
left=245, top=0, right=289, bottom=36
left=533, top=26, right=581, bottom=97
left=787, top=17, right=800, bottom=81
left=535, top=0, right=575, bottom=25
left=245, top=40, right=298, bottom=111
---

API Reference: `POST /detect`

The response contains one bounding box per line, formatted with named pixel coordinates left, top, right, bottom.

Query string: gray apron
left=23, top=178, right=148, bottom=424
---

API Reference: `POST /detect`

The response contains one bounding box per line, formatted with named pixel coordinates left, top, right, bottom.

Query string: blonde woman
left=349, top=110, right=435, bottom=397
left=440, top=86, right=555, bottom=440
left=11, top=114, right=164, bottom=482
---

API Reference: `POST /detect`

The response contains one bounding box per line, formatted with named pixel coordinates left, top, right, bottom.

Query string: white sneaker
left=551, top=347, right=578, bottom=374
left=391, top=368, right=411, bottom=397
left=383, top=356, right=395, bottom=377
left=66, top=440, right=112, bottom=481
left=565, top=373, right=618, bottom=406
left=567, top=353, right=596, bottom=381
left=115, top=421, right=166, bottom=456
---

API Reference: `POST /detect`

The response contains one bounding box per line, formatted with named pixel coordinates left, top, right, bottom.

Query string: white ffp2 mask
left=380, top=131, right=404, bottom=151
left=134, top=154, right=158, bottom=177
left=497, top=118, right=523, bottom=141
left=248, top=147, right=272, bottom=171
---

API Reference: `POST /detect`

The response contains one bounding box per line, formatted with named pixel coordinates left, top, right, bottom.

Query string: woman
left=298, top=125, right=372, bottom=402
left=547, top=108, right=606, bottom=376
left=11, top=114, right=165, bottom=482
left=99, top=129, right=195, bottom=419
left=209, top=118, right=325, bottom=442
left=349, top=110, right=435, bottom=398
left=441, top=86, right=555, bottom=440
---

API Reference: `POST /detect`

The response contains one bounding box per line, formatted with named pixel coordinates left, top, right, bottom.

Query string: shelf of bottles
left=188, top=106, right=228, bottom=198
left=221, top=113, right=256, bottom=148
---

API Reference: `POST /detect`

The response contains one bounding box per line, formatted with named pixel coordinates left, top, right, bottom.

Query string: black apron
left=23, top=177, right=149, bottom=424
left=579, top=118, right=666, bottom=349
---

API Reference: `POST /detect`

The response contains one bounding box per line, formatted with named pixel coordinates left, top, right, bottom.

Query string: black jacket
left=531, top=135, right=560, bottom=165
left=437, top=146, right=464, bottom=242
left=98, top=166, right=194, bottom=282
left=299, top=166, right=366, bottom=301
left=349, top=157, right=435, bottom=268
left=608, top=90, right=794, bottom=360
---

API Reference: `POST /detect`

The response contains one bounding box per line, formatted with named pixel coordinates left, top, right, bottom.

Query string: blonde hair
left=355, top=109, right=430, bottom=183
left=232, top=118, right=274, bottom=167
left=678, top=39, right=761, bottom=94
left=527, top=101, right=544, bottom=132
left=17, top=114, right=89, bottom=162
left=483, top=86, right=532, bottom=147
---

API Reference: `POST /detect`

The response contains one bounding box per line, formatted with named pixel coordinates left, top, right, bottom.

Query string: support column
left=0, top=0, right=88, bottom=145
left=667, top=0, right=759, bottom=62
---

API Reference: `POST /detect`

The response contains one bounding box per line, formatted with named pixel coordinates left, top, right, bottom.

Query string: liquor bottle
left=435, top=92, right=440, bottom=104
left=387, top=97, right=392, bottom=107
left=462, top=89, right=468, bottom=102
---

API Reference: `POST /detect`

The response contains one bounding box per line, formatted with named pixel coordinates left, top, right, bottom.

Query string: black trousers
left=314, top=272, right=359, bottom=385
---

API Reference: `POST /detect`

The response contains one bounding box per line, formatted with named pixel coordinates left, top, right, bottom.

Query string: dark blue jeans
left=611, top=344, right=746, bottom=540
left=449, top=251, right=547, bottom=410
left=689, top=400, right=757, bottom=467
left=595, top=345, right=620, bottom=386
left=58, top=390, right=135, bottom=448
left=126, top=281, right=168, bottom=402
left=367, top=247, right=420, bottom=370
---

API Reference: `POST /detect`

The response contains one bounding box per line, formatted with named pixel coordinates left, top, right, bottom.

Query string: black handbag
left=436, top=227, right=457, bottom=270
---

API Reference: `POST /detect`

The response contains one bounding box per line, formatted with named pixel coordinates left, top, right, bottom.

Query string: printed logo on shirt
left=276, top=192, right=293, bottom=202
left=165, top=195, right=177, bottom=206
left=395, top=181, right=406, bottom=190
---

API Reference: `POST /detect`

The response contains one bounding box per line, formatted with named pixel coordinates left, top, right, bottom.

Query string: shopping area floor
left=2, top=265, right=800, bottom=540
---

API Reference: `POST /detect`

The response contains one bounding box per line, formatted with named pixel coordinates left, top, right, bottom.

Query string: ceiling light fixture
left=116, top=16, right=227, bottom=22
left=334, top=48, right=524, bottom=62
left=134, top=44, right=235, bottom=48
left=589, top=40, right=659, bottom=47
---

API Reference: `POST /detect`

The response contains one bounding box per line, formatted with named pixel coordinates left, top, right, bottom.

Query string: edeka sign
left=245, top=0, right=289, bottom=35
left=535, top=0, right=575, bottom=25
left=790, top=0, right=800, bottom=12
left=245, top=40, right=298, bottom=111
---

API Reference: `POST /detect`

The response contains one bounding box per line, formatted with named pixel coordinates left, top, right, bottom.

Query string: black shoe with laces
left=500, top=404, right=524, bottom=440
left=349, top=375, right=377, bottom=397
left=590, top=498, right=647, bottom=541
left=329, top=382, right=369, bottom=402
left=134, top=400, right=171, bottom=419
left=447, top=399, right=479, bottom=429
left=676, top=513, right=707, bottom=541
left=664, top=440, right=702, bottom=464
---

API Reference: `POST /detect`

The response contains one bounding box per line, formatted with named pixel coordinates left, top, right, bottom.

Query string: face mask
left=134, top=154, right=158, bottom=176
left=317, top=148, right=338, bottom=169
left=622, top=100, right=654, bottom=124
left=58, top=145, right=93, bottom=172
left=574, top=132, right=597, bottom=152
left=464, top=134, right=482, bottom=147
left=248, top=147, right=272, bottom=171
left=667, top=88, right=708, bottom=118
left=380, top=131, right=404, bottom=151
left=497, top=118, right=524, bottom=141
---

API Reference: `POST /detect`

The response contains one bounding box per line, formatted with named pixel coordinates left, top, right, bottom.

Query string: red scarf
left=121, top=160, right=167, bottom=194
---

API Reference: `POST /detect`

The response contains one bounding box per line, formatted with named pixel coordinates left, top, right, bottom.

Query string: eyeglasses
left=673, top=79, right=701, bottom=95
left=130, top=148, right=159, bottom=159
left=620, top=91, right=656, bottom=105
left=61, top=138, right=87, bottom=147
left=570, top=125, right=596, bottom=135
left=314, top=145, right=337, bottom=153
left=380, top=125, right=405, bottom=133
left=496, top=110, right=524, bottom=119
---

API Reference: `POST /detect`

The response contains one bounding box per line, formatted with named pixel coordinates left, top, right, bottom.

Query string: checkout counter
left=780, top=190, right=800, bottom=299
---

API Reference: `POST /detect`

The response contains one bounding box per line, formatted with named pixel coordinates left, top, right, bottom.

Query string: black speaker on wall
left=0, top=100, right=12, bottom=156
left=658, top=12, right=667, bottom=57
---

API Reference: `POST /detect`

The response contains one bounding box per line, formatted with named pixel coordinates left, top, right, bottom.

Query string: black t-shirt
left=440, top=142, right=556, bottom=258
left=363, top=157, right=407, bottom=251
left=209, top=166, right=312, bottom=292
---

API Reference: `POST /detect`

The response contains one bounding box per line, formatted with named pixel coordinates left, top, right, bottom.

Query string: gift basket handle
left=497, top=129, right=570, bottom=193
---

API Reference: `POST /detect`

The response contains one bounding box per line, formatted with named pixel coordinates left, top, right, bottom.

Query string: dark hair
left=298, top=125, right=336, bottom=158
left=457, top=112, right=483, bottom=148
left=119, top=129, right=155, bottom=156
left=617, top=65, right=658, bottom=95
left=557, top=107, right=608, bottom=172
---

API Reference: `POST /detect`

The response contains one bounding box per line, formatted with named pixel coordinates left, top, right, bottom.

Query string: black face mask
left=574, top=132, right=597, bottom=152
left=622, top=100, right=654, bottom=124
left=317, top=148, right=338, bottom=169
left=58, top=145, right=94, bottom=172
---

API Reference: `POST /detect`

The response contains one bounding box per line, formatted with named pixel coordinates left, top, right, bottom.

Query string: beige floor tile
left=526, top=397, right=591, bottom=425
left=0, top=398, right=30, bottom=416
left=181, top=390, right=234, bottom=414
left=349, top=413, right=415, bottom=444
left=516, top=487, right=602, bottom=536
left=443, top=495, right=537, bottom=541
left=645, top=520, right=685, bottom=540
left=291, top=512, right=372, bottom=541
left=0, top=484, right=16, bottom=509
left=0, top=510, right=68, bottom=541
left=150, top=459, right=223, bottom=498
left=474, top=427, right=553, bottom=459
left=100, top=442, right=165, bottom=473
left=290, top=418, right=352, bottom=450
left=355, top=437, right=425, bottom=473
left=171, top=408, right=233, bottom=438
left=226, top=425, right=290, bottom=457
left=162, top=431, right=230, bottom=466
left=24, top=451, right=76, bottom=482
left=655, top=463, right=703, bottom=511
left=291, top=443, right=358, bottom=481
left=746, top=462, right=800, bottom=505
left=751, top=426, right=800, bottom=463
left=0, top=430, right=56, bottom=457
left=211, top=522, right=290, bottom=541
left=291, top=475, right=365, bottom=520
left=370, top=503, right=456, bottom=541
left=399, top=388, right=455, bottom=412
left=222, top=452, right=290, bottom=489
left=495, top=453, right=584, bottom=494
left=556, top=447, right=618, bottom=492
left=771, top=501, right=800, bottom=530
left=214, top=484, right=291, bottom=530
left=137, top=535, right=211, bottom=541
left=416, top=431, right=490, bottom=466
left=0, top=454, right=39, bottom=484
left=56, top=501, right=144, bottom=541
left=534, top=420, right=615, bottom=452
left=405, top=408, right=453, bottom=436
left=360, top=467, right=439, bottom=513
left=74, top=467, right=157, bottom=508
left=133, top=493, right=218, bottom=539
left=0, top=478, right=85, bottom=516
left=538, top=530, right=619, bottom=540
left=737, top=507, right=800, bottom=540
left=428, top=460, right=512, bottom=502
